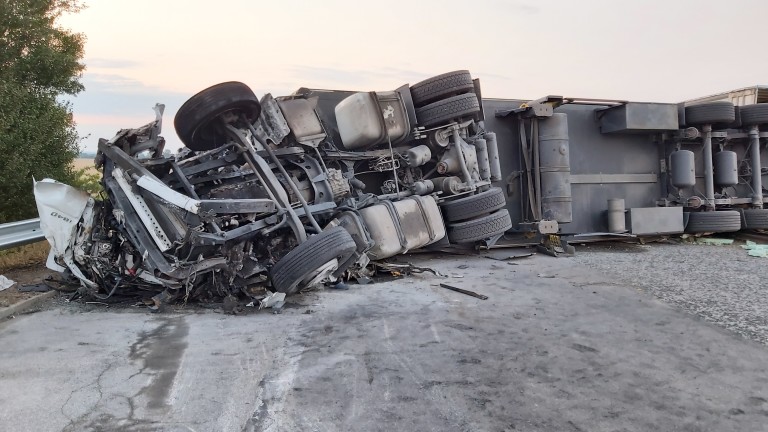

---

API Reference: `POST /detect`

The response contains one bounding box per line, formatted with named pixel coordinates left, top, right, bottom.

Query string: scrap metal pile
left=35, top=71, right=514, bottom=308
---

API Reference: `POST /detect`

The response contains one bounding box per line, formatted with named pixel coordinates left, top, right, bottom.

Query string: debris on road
left=373, top=261, right=444, bottom=277
left=742, top=240, right=768, bottom=258
left=0, top=275, right=15, bottom=291
left=439, top=283, right=489, bottom=300
left=695, top=238, right=735, bottom=246
left=259, top=292, right=286, bottom=309
left=18, top=283, right=50, bottom=293
left=484, top=252, right=535, bottom=262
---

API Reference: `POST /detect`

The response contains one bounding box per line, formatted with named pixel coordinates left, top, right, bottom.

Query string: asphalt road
left=1, top=251, right=767, bottom=432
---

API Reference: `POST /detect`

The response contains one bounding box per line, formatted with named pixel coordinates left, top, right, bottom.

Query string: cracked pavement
left=1, top=252, right=768, bottom=431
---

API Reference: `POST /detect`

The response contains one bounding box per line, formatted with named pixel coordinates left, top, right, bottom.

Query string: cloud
left=87, top=58, right=143, bottom=69
left=68, top=72, right=187, bottom=115
left=74, top=113, right=157, bottom=126
left=288, top=65, right=429, bottom=90
left=66, top=72, right=190, bottom=151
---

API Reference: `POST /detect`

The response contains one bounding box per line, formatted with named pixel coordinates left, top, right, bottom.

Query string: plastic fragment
left=742, top=241, right=768, bottom=258
left=695, top=238, right=734, bottom=246
left=0, top=275, right=15, bottom=292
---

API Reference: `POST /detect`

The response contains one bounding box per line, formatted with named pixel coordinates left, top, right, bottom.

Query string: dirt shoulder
left=0, top=265, right=54, bottom=308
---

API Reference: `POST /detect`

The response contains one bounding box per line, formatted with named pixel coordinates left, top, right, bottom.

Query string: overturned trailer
left=35, top=71, right=768, bottom=306
left=481, top=89, right=768, bottom=236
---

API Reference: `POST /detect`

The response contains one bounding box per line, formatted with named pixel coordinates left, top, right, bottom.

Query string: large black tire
left=740, top=104, right=768, bottom=126
left=174, top=81, right=262, bottom=152
left=447, top=209, right=512, bottom=243
left=410, top=70, right=475, bottom=108
left=440, top=187, right=507, bottom=223
left=415, top=93, right=481, bottom=128
left=684, top=101, right=736, bottom=126
left=742, top=208, right=768, bottom=229
left=270, top=227, right=357, bottom=295
left=685, top=210, right=741, bottom=233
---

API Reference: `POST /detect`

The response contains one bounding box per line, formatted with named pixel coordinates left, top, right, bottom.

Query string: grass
left=0, top=242, right=49, bottom=273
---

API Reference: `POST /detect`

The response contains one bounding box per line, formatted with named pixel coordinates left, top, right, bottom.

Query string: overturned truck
left=37, top=71, right=512, bottom=305
left=35, top=72, right=768, bottom=306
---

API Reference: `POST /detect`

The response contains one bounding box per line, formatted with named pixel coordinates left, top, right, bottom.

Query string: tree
left=0, top=0, right=85, bottom=223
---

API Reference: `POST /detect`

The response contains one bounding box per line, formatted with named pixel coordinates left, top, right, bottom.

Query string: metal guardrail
left=0, top=218, right=45, bottom=251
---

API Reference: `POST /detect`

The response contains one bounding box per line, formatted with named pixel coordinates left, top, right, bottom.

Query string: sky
left=58, top=0, right=768, bottom=153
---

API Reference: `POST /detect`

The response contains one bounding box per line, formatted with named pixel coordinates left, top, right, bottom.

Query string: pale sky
left=59, top=0, right=768, bottom=152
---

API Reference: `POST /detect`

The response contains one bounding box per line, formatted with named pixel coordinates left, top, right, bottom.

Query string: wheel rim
left=300, top=259, right=339, bottom=288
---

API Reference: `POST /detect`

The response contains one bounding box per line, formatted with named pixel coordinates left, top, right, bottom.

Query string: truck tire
left=416, top=93, right=481, bottom=128
left=685, top=210, right=742, bottom=233
left=447, top=209, right=512, bottom=243
left=175, top=81, right=262, bottom=152
left=740, top=104, right=768, bottom=126
left=742, top=208, right=768, bottom=229
left=270, top=227, right=357, bottom=295
left=440, top=187, right=507, bottom=222
left=684, top=101, right=736, bottom=126
left=410, top=70, right=475, bottom=108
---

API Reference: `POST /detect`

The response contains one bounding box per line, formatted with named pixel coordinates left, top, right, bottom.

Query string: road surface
left=1, top=251, right=767, bottom=431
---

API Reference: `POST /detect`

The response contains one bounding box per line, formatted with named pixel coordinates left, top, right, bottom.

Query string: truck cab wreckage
left=34, top=72, right=768, bottom=308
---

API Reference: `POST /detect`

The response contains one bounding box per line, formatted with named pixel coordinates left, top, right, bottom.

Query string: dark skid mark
left=445, top=322, right=474, bottom=331
left=363, top=351, right=374, bottom=385
left=570, top=343, right=599, bottom=353
left=129, top=316, right=189, bottom=409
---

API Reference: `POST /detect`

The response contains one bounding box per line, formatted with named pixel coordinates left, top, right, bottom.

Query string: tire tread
left=447, top=209, right=512, bottom=243
left=441, top=187, right=506, bottom=222
left=270, top=227, right=356, bottom=294
left=415, top=93, right=480, bottom=127
left=740, top=104, right=768, bottom=126
left=410, top=70, right=475, bottom=107
left=743, top=208, right=768, bottom=229
left=684, top=101, right=736, bottom=126
left=685, top=210, right=741, bottom=233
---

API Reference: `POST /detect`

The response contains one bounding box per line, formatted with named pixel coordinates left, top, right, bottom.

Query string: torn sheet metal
left=259, top=292, right=286, bottom=309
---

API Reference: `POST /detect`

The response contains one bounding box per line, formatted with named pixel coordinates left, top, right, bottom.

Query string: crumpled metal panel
left=253, top=93, right=291, bottom=145
left=277, top=97, right=326, bottom=147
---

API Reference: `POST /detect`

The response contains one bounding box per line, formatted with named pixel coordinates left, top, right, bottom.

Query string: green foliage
left=0, top=0, right=85, bottom=95
left=0, top=0, right=85, bottom=223
left=70, top=167, right=102, bottom=198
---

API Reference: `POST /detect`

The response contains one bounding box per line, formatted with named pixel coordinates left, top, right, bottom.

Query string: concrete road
left=1, top=253, right=767, bottom=432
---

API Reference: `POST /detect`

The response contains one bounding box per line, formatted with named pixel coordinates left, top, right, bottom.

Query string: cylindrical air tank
left=473, top=138, right=491, bottom=181
left=607, top=198, right=626, bottom=233
left=405, top=145, right=432, bottom=167
left=484, top=132, right=502, bottom=181
left=430, top=176, right=462, bottom=195
left=713, top=150, right=738, bottom=187
left=670, top=150, right=696, bottom=188
left=538, top=113, right=572, bottom=223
